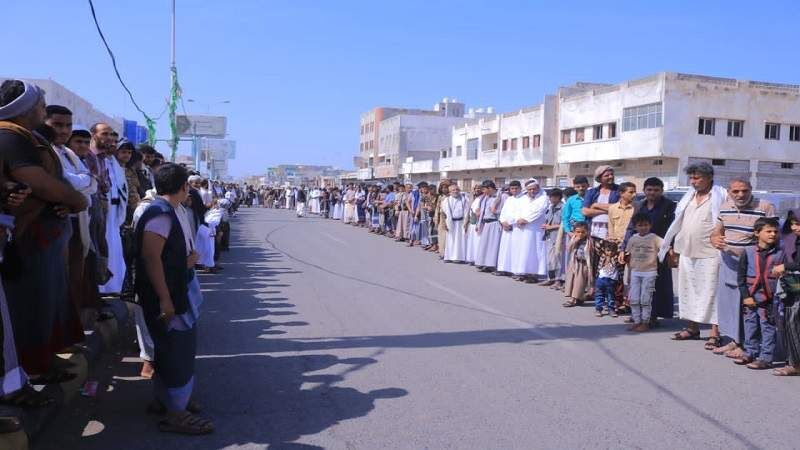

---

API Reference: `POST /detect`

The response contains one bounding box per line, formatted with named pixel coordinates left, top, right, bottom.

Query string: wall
left=24, top=78, right=122, bottom=132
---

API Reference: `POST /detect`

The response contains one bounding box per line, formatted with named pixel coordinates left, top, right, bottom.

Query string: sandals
left=562, top=299, right=577, bottom=308
left=704, top=336, right=721, bottom=351
left=158, top=411, right=214, bottom=435
left=773, top=366, right=800, bottom=376
left=595, top=310, right=604, bottom=318
left=670, top=328, right=700, bottom=341
left=1, top=385, right=55, bottom=409
left=712, top=342, right=737, bottom=355
left=746, top=360, right=772, bottom=370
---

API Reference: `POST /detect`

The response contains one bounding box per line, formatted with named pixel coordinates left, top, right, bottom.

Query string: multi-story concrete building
left=394, top=72, right=800, bottom=191
left=415, top=95, right=560, bottom=191
left=357, top=98, right=489, bottom=181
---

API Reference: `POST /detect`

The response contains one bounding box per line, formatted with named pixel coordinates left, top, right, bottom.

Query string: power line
left=87, top=0, right=158, bottom=142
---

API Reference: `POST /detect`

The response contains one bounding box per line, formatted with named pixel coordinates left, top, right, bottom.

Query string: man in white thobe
left=99, top=143, right=129, bottom=294
left=442, top=184, right=468, bottom=263
left=475, top=180, right=503, bottom=272
left=511, top=178, right=549, bottom=282
left=496, top=181, right=522, bottom=276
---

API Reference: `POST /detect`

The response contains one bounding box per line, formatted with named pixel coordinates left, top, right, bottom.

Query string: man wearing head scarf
left=474, top=180, right=503, bottom=272
left=510, top=178, right=549, bottom=282
left=441, top=183, right=468, bottom=262
left=0, top=80, right=88, bottom=385
left=496, top=180, right=523, bottom=276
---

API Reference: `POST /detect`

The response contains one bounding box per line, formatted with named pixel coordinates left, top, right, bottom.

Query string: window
left=467, top=138, right=479, bottom=160
left=711, top=159, right=725, bottom=166
left=608, top=122, right=617, bottom=138
left=698, top=118, right=715, bottom=136
left=727, top=120, right=744, bottom=138
left=561, top=130, right=571, bottom=144
left=455, top=145, right=462, bottom=157
left=502, top=139, right=509, bottom=151
left=790, top=125, right=800, bottom=142
left=593, top=125, right=603, bottom=140
left=653, top=159, right=663, bottom=166
left=522, top=136, right=530, bottom=149
left=622, top=102, right=662, bottom=132
left=510, top=138, right=518, bottom=150
left=575, top=128, right=585, bottom=142
left=765, top=123, right=781, bottom=140
left=532, top=134, right=541, bottom=148
left=359, top=143, right=364, bottom=151
left=492, top=142, right=498, bottom=150
left=781, top=162, right=794, bottom=169
left=441, top=149, right=448, bottom=158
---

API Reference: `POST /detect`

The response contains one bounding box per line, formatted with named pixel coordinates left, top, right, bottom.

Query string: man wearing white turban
left=510, top=178, right=549, bottom=282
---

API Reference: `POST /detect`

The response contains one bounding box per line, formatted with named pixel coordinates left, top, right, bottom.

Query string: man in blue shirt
left=561, top=175, right=589, bottom=235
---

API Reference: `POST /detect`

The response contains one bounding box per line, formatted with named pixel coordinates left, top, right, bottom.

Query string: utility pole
left=168, top=0, right=179, bottom=161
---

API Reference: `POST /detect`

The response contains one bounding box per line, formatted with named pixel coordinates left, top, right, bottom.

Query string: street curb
left=0, top=298, right=130, bottom=450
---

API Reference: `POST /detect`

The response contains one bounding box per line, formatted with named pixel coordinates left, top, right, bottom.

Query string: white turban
left=0, top=81, right=44, bottom=120
left=524, top=178, right=539, bottom=187
left=188, top=175, right=203, bottom=183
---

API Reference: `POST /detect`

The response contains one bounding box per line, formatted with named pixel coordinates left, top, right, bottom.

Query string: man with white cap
left=441, top=183, right=468, bottom=262
left=0, top=79, right=88, bottom=386
left=511, top=178, right=549, bottom=282
left=495, top=180, right=523, bottom=276
left=474, top=180, right=503, bottom=272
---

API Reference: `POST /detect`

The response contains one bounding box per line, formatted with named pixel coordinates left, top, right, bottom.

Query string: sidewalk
left=0, top=299, right=131, bottom=450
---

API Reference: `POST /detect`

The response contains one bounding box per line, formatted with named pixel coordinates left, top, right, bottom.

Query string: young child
left=594, top=239, right=620, bottom=317
left=623, top=213, right=663, bottom=331
left=563, top=222, right=593, bottom=307
left=735, top=217, right=785, bottom=370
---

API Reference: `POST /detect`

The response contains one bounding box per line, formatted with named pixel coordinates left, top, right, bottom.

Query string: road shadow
left=34, top=210, right=408, bottom=450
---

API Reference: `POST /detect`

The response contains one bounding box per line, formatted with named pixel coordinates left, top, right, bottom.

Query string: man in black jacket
left=621, top=177, right=677, bottom=325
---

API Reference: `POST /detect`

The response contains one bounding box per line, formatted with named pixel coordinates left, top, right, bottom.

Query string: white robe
left=443, top=195, right=468, bottom=262
left=474, top=193, right=503, bottom=268
left=99, top=157, right=128, bottom=294
left=196, top=224, right=215, bottom=267
left=497, top=194, right=520, bottom=273
left=465, top=197, right=482, bottom=264
left=510, top=192, right=549, bottom=276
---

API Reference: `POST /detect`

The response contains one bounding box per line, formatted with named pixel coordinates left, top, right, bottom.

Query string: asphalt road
left=37, top=207, right=798, bottom=450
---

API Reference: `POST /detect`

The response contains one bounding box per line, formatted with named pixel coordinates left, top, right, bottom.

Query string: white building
left=393, top=72, right=800, bottom=191
left=557, top=72, right=800, bottom=190
left=357, top=98, right=493, bottom=181
left=17, top=78, right=123, bottom=132
left=414, top=95, right=559, bottom=191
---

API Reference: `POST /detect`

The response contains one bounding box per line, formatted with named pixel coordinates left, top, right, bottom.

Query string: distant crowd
left=265, top=162, right=800, bottom=380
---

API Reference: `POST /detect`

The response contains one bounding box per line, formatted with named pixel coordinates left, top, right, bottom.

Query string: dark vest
left=134, top=197, right=191, bottom=319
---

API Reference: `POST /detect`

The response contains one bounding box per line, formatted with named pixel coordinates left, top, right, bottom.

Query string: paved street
left=38, top=207, right=797, bottom=450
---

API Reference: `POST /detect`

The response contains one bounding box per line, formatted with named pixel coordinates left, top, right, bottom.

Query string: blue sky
left=2, top=1, right=797, bottom=176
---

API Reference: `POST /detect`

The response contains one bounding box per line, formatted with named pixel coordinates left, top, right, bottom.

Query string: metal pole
left=169, top=0, right=178, bottom=161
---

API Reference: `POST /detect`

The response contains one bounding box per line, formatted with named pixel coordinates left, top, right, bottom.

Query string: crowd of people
left=280, top=162, right=800, bottom=379
left=0, top=79, right=245, bottom=434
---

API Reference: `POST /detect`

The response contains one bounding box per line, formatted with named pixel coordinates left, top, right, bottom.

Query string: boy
left=540, top=188, right=565, bottom=287
left=624, top=213, right=663, bottom=331
left=734, top=217, right=785, bottom=369
left=594, top=240, right=620, bottom=317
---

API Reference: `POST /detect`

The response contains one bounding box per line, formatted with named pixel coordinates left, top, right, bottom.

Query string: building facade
left=358, top=98, right=482, bottom=181
left=392, top=72, right=800, bottom=191
left=18, top=78, right=123, bottom=132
